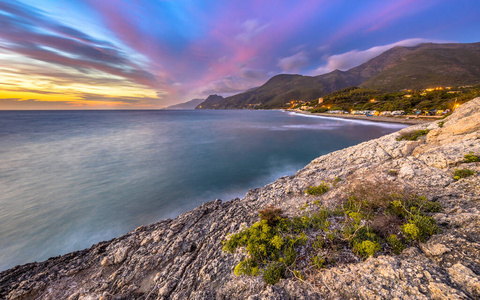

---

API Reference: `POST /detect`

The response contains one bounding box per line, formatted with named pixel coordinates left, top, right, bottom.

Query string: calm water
left=0, top=110, right=406, bottom=271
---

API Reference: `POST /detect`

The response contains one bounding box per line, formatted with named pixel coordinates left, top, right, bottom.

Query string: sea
left=0, top=110, right=407, bottom=271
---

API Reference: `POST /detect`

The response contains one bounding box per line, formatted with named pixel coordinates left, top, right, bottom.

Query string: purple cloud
left=278, top=51, right=309, bottom=73
left=0, top=0, right=159, bottom=90
left=236, top=19, right=270, bottom=44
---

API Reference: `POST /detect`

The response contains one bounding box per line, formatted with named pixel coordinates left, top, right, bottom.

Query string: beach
left=287, top=109, right=442, bottom=125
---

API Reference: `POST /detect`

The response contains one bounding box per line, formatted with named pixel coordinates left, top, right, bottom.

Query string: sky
left=0, top=0, right=479, bottom=109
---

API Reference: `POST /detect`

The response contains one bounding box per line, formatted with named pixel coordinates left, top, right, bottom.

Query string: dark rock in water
left=1, top=98, right=480, bottom=299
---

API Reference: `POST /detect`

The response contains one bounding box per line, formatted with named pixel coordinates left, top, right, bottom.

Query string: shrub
left=353, top=240, right=381, bottom=258
left=312, top=235, right=324, bottom=250
left=224, top=179, right=443, bottom=283
left=401, top=223, right=420, bottom=242
left=270, top=235, right=284, bottom=249
left=223, top=208, right=311, bottom=284
left=309, top=107, right=328, bottom=113
left=371, top=214, right=402, bottom=238
left=437, top=121, right=445, bottom=128
left=463, top=152, right=480, bottom=163
left=396, top=129, right=430, bottom=141
left=410, top=215, right=440, bottom=242
left=311, top=255, right=325, bottom=269
left=306, top=183, right=330, bottom=195
left=387, top=234, right=405, bottom=254
left=388, top=195, right=442, bottom=218
left=344, top=179, right=404, bottom=216
left=263, top=262, right=285, bottom=285
left=234, top=259, right=258, bottom=276
left=259, top=205, right=284, bottom=227
left=453, top=168, right=475, bottom=180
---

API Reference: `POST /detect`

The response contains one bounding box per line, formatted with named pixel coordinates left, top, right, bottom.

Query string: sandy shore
left=287, top=109, right=442, bottom=125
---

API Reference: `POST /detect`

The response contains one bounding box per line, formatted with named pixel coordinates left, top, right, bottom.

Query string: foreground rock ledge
left=1, top=98, right=480, bottom=300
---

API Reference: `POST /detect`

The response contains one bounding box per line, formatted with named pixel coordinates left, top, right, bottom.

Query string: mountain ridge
left=163, top=98, right=204, bottom=110
left=197, top=42, right=480, bottom=109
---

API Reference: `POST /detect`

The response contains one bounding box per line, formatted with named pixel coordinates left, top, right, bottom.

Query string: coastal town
left=282, top=85, right=480, bottom=124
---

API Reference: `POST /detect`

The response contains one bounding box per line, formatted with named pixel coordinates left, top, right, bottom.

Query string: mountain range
left=196, top=42, right=480, bottom=109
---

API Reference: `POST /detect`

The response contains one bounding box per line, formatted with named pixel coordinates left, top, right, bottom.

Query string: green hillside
left=305, top=85, right=480, bottom=112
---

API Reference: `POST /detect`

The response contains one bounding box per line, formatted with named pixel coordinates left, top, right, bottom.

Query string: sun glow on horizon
left=0, top=0, right=479, bottom=109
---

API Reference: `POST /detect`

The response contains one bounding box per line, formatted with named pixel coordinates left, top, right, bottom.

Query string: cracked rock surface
left=1, top=98, right=480, bottom=300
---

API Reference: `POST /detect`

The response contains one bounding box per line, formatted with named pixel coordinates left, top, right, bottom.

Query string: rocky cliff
left=1, top=98, right=480, bottom=300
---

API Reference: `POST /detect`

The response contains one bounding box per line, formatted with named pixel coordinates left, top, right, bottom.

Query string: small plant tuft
left=396, top=129, right=430, bottom=141
left=306, top=183, right=330, bottom=195
left=409, top=215, right=440, bottom=242
left=311, top=255, right=326, bottom=269
left=463, top=152, right=480, bottom=163
left=401, top=223, right=420, bottom=242
left=437, top=121, right=445, bottom=128
left=387, top=234, right=405, bottom=254
left=353, top=240, right=381, bottom=258
left=453, top=168, right=475, bottom=181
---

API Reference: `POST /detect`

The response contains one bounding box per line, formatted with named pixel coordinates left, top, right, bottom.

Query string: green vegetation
left=301, top=85, right=480, bottom=113
left=387, top=234, right=405, bottom=254
left=222, top=206, right=321, bottom=284
left=438, top=121, right=445, bottom=128
left=308, top=107, right=328, bottom=113
left=396, top=129, right=430, bottom=141
left=305, top=183, right=330, bottom=195
left=353, top=240, right=382, bottom=258
left=453, top=168, right=476, bottom=180
left=263, top=262, right=285, bottom=284
left=463, top=152, right=480, bottom=163
left=223, top=180, right=442, bottom=284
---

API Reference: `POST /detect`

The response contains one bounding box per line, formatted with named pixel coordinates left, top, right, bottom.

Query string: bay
left=0, top=110, right=406, bottom=271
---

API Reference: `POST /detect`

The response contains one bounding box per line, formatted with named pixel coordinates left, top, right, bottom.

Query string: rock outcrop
left=1, top=98, right=480, bottom=300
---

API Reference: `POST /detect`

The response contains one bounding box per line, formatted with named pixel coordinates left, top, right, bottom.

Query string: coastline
left=1, top=98, right=479, bottom=299
left=286, top=109, right=441, bottom=125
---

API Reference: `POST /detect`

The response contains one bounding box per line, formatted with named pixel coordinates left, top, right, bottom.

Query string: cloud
left=0, top=98, right=71, bottom=109
left=311, top=38, right=445, bottom=75
left=238, top=68, right=267, bottom=80
left=76, top=93, right=160, bottom=104
left=0, top=0, right=159, bottom=89
left=278, top=51, right=309, bottom=73
left=236, top=19, right=270, bottom=43
left=2, top=88, right=61, bottom=95
left=0, top=92, right=162, bottom=109
left=197, top=68, right=268, bottom=96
